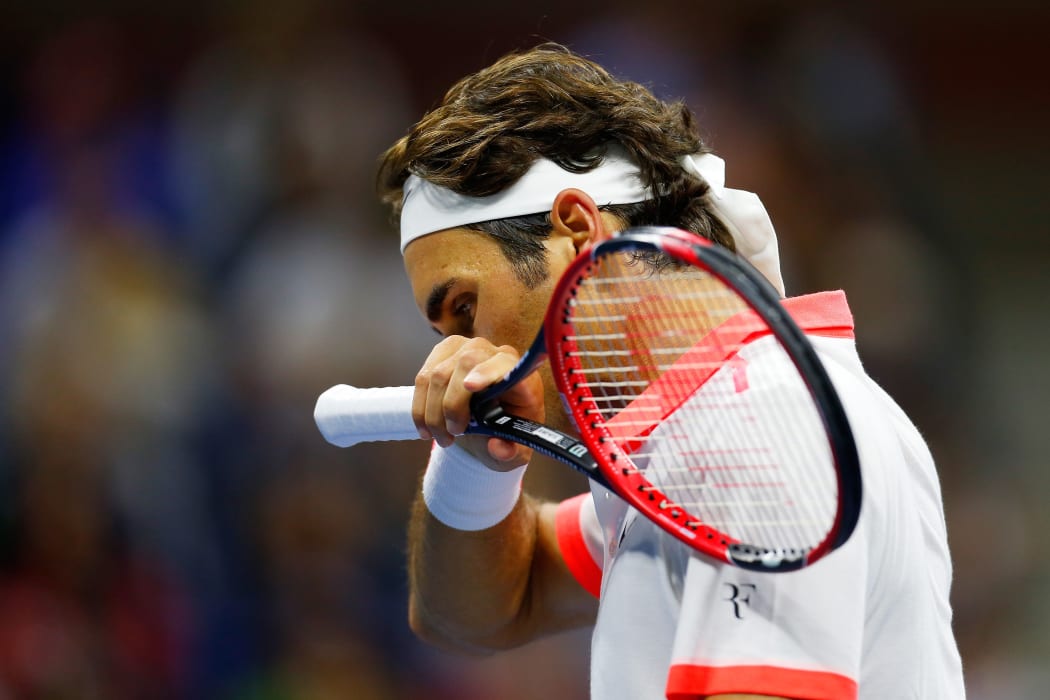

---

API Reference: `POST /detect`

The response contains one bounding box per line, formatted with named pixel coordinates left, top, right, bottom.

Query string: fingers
left=462, top=351, right=518, bottom=392
left=413, top=337, right=521, bottom=448
left=486, top=436, right=525, bottom=464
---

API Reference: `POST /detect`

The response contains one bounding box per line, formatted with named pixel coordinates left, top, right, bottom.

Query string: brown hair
left=378, top=43, right=733, bottom=286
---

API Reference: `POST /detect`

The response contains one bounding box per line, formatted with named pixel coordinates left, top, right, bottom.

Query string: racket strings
left=568, top=252, right=839, bottom=549
left=640, top=360, right=835, bottom=548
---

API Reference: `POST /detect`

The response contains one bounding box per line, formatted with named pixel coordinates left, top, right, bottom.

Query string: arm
left=407, top=468, right=598, bottom=653
left=406, top=336, right=597, bottom=652
left=406, top=339, right=794, bottom=700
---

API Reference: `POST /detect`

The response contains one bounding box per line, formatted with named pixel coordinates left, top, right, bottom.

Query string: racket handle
left=314, top=384, right=419, bottom=447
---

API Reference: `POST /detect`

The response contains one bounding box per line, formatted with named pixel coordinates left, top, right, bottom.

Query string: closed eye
left=448, top=293, right=477, bottom=337
left=425, top=278, right=476, bottom=337
left=426, top=287, right=477, bottom=338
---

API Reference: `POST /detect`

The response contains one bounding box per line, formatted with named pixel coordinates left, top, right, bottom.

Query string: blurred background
left=0, top=0, right=1046, bottom=698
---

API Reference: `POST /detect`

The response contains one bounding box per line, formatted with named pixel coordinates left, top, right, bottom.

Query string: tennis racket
left=315, top=226, right=861, bottom=572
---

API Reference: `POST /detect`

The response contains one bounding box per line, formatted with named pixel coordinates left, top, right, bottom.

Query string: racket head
left=546, top=226, right=861, bottom=572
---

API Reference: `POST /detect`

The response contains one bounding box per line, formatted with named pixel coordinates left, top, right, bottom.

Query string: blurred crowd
left=0, top=2, right=1046, bottom=699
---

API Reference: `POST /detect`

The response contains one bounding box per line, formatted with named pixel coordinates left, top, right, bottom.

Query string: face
left=403, top=226, right=581, bottom=430
left=404, top=227, right=575, bottom=348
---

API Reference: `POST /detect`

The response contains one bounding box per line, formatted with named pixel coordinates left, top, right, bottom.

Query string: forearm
left=407, top=463, right=598, bottom=654
left=407, top=488, right=541, bottom=653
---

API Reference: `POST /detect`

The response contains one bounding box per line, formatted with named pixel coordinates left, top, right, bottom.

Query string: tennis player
left=378, top=43, right=964, bottom=699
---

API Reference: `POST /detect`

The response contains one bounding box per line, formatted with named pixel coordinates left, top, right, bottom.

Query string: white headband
left=400, top=149, right=785, bottom=296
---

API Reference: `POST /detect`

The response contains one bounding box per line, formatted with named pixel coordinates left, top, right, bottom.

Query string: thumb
left=486, top=437, right=531, bottom=469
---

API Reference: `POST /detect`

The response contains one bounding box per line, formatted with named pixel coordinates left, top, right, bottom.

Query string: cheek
left=477, top=284, right=550, bottom=351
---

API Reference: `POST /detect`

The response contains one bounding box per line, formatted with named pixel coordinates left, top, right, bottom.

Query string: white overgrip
left=313, top=384, right=418, bottom=447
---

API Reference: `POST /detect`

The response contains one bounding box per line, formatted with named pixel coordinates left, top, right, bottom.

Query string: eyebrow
left=425, top=278, right=458, bottom=323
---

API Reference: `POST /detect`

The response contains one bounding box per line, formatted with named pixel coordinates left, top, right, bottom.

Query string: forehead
left=402, top=227, right=507, bottom=300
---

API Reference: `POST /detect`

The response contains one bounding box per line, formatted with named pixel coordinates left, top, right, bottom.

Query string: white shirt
left=554, top=291, right=965, bottom=699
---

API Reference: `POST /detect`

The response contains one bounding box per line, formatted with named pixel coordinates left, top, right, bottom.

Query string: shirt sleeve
left=554, top=493, right=604, bottom=598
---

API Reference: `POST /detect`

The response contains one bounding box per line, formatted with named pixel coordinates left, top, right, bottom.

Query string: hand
left=413, top=336, right=544, bottom=470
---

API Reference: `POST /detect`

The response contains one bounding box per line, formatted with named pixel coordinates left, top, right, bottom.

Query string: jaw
left=539, top=365, right=578, bottom=437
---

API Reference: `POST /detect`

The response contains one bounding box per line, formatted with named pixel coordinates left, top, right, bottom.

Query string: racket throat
left=470, top=403, right=602, bottom=482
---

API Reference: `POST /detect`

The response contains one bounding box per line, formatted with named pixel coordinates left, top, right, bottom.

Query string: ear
left=550, top=188, right=613, bottom=253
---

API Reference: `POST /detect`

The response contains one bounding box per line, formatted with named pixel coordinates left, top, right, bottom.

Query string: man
left=376, top=43, right=964, bottom=699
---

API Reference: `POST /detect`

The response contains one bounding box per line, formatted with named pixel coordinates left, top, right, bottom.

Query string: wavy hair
left=378, top=43, right=732, bottom=286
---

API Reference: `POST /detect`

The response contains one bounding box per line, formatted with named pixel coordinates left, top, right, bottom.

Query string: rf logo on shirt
left=724, top=582, right=757, bottom=620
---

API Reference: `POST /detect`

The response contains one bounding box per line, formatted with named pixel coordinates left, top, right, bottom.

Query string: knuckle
left=437, top=334, right=468, bottom=351
left=425, top=360, right=456, bottom=388
left=457, top=343, right=496, bottom=368
left=421, top=337, right=466, bottom=371
left=456, top=348, right=488, bottom=370
left=461, top=336, right=496, bottom=353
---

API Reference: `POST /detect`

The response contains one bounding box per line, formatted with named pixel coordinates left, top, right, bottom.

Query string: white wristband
left=422, top=442, right=526, bottom=531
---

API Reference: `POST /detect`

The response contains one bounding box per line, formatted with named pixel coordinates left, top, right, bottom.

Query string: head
left=379, top=42, right=736, bottom=292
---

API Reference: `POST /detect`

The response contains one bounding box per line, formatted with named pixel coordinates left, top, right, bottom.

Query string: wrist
left=422, top=442, right=527, bottom=531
